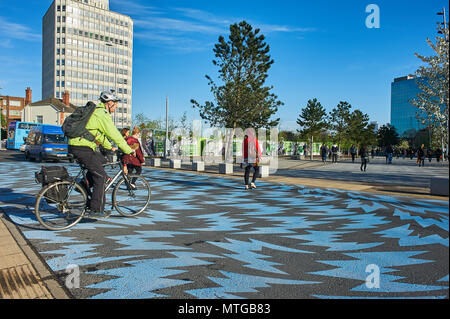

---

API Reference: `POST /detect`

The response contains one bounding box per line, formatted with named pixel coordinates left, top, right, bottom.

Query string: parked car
left=24, top=124, right=73, bottom=162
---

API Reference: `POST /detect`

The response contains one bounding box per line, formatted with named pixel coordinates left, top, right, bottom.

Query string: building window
left=37, top=115, right=43, bottom=124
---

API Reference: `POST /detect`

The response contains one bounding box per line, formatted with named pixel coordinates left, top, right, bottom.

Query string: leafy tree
left=328, top=101, right=351, bottom=150
left=346, top=109, right=370, bottom=147
left=377, top=124, right=400, bottom=147
left=191, top=21, right=283, bottom=131
left=412, top=18, right=449, bottom=154
left=296, top=98, right=328, bottom=159
left=279, top=130, right=299, bottom=142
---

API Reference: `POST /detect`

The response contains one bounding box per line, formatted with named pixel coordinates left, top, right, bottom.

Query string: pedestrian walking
left=417, top=144, right=425, bottom=167
left=360, top=144, right=369, bottom=172
left=331, top=144, right=338, bottom=163
left=241, top=130, right=262, bottom=190
left=386, top=145, right=394, bottom=164
left=436, top=147, right=442, bottom=163
left=427, top=148, right=433, bottom=163
left=350, top=144, right=357, bottom=163
left=122, top=126, right=145, bottom=187
left=320, top=144, right=328, bottom=162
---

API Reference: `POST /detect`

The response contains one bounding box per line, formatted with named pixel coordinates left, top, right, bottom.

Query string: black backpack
left=62, top=101, right=98, bottom=142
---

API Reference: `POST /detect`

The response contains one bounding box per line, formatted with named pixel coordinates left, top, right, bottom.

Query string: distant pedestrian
left=350, top=144, right=357, bottom=163
left=360, top=145, right=369, bottom=172
left=386, top=145, right=394, bottom=164
left=436, top=148, right=442, bottom=163
left=371, top=148, right=375, bottom=159
left=143, top=130, right=156, bottom=157
left=427, top=148, right=433, bottom=162
left=320, top=144, right=328, bottom=162
left=331, top=144, right=338, bottom=163
left=241, top=129, right=262, bottom=190
left=417, top=144, right=425, bottom=167
left=122, top=127, right=145, bottom=187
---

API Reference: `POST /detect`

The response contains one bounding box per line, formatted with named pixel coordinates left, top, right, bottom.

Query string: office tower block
left=43, top=0, right=133, bottom=128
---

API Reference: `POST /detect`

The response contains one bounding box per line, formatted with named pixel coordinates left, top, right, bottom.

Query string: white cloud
left=111, top=1, right=317, bottom=52
left=0, top=16, right=41, bottom=42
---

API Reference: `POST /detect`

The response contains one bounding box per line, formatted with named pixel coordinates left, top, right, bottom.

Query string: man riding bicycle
left=68, top=89, right=134, bottom=219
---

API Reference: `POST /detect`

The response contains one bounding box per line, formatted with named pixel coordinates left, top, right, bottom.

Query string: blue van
left=24, top=124, right=73, bottom=162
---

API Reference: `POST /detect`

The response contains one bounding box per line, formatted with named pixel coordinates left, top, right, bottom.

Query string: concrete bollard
left=430, top=178, right=449, bottom=196
left=150, top=158, right=161, bottom=167
left=258, top=165, right=270, bottom=178
left=192, top=162, right=205, bottom=172
left=170, top=159, right=181, bottom=169
left=219, top=163, right=233, bottom=174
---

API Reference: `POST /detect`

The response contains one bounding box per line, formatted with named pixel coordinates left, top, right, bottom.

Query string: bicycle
left=34, top=152, right=151, bottom=231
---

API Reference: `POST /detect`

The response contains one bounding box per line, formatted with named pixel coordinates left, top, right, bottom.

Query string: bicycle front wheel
left=112, top=175, right=151, bottom=217
left=35, top=181, right=87, bottom=231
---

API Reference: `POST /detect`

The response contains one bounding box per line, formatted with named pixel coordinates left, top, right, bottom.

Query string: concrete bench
left=150, top=158, right=161, bottom=167
left=170, top=159, right=181, bottom=169
left=430, top=178, right=449, bottom=196
left=258, top=165, right=270, bottom=178
left=219, top=163, right=233, bottom=174
left=192, top=162, right=205, bottom=172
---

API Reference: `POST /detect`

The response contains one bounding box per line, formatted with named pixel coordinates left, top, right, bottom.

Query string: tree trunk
left=310, top=135, right=313, bottom=160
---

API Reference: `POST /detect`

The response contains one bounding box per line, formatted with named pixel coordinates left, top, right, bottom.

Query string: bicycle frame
left=65, top=160, right=133, bottom=200
left=103, top=161, right=132, bottom=192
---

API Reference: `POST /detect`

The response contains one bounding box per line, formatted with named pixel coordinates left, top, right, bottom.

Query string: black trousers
left=69, top=146, right=107, bottom=212
left=351, top=153, right=356, bottom=163
left=244, top=164, right=260, bottom=185
left=361, top=158, right=368, bottom=171
left=126, top=164, right=142, bottom=184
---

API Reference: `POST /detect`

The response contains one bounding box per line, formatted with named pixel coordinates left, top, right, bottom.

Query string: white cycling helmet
left=99, top=89, right=121, bottom=103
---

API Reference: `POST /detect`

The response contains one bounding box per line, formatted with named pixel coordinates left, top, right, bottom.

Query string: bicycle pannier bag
left=35, top=166, right=70, bottom=203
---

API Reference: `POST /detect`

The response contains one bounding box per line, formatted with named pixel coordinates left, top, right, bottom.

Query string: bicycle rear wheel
left=112, top=175, right=151, bottom=217
left=35, top=181, right=87, bottom=231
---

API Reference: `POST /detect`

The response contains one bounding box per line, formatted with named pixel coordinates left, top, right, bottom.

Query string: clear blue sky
left=0, top=0, right=448, bottom=131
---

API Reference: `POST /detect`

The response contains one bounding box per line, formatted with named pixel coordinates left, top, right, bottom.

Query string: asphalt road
left=0, top=150, right=448, bottom=299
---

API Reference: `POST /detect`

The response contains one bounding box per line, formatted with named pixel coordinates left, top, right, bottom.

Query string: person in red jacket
left=241, top=129, right=262, bottom=190
left=122, top=126, right=145, bottom=188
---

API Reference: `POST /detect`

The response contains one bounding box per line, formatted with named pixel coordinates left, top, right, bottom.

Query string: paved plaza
left=0, top=151, right=448, bottom=299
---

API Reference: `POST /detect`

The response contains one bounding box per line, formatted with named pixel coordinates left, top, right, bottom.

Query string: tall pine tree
left=297, top=98, right=328, bottom=159
left=191, top=21, right=283, bottom=130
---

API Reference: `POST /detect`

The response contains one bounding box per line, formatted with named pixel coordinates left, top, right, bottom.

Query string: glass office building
left=390, top=75, right=426, bottom=136
left=42, top=0, right=133, bottom=128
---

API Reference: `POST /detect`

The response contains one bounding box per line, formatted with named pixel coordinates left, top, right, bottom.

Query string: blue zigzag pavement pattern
left=0, top=161, right=448, bottom=299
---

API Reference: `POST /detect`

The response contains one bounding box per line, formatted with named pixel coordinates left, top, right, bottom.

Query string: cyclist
left=68, top=89, right=134, bottom=219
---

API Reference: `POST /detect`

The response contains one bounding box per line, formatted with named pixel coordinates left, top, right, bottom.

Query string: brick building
left=0, top=87, right=32, bottom=128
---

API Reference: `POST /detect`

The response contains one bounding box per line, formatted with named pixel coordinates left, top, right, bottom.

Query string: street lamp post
left=106, top=41, right=123, bottom=128
left=164, top=96, right=169, bottom=158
